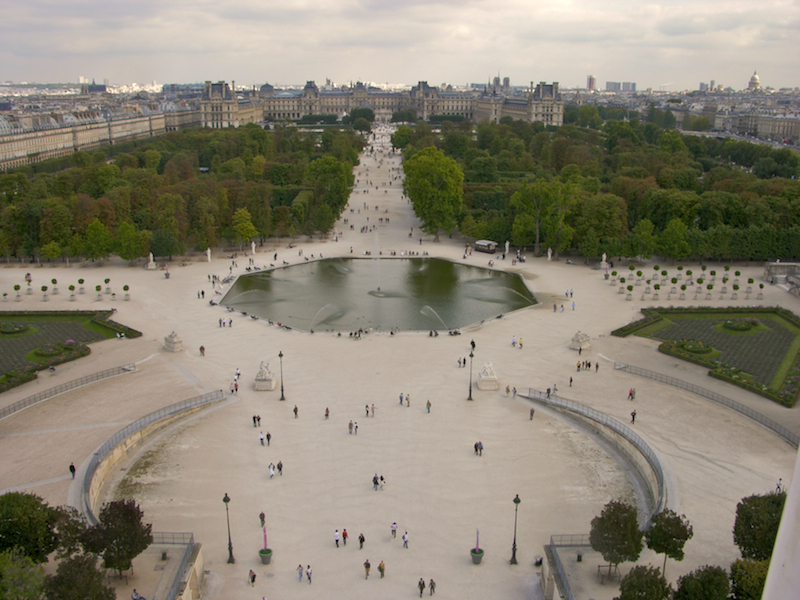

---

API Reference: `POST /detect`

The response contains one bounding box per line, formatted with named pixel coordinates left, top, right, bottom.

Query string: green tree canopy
left=645, top=509, right=693, bottom=575
left=44, top=554, right=115, bottom=600
left=231, top=207, right=258, bottom=247
left=403, top=147, right=464, bottom=241
left=730, top=558, right=769, bottom=600
left=590, top=500, right=643, bottom=574
left=673, top=565, right=730, bottom=600
left=114, top=221, right=148, bottom=262
left=615, top=565, right=671, bottom=600
left=83, top=219, right=113, bottom=263
left=81, top=499, right=152, bottom=576
left=0, top=492, right=60, bottom=563
left=0, top=548, right=45, bottom=600
left=732, top=491, right=785, bottom=561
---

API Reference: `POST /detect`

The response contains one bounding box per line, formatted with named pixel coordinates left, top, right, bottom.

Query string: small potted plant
left=104, top=278, right=111, bottom=294
left=706, top=284, right=714, bottom=300
left=78, top=278, right=85, bottom=294
left=51, top=278, right=58, bottom=294
left=41, top=285, right=48, bottom=301
left=69, top=284, right=76, bottom=301
left=471, top=530, right=484, bottom=564
left=758, top=283, right=764, bottom=299
left=96, top=284, right=102, bottom=300
left=14, top=284, right=21, bottom=301
left=2, top=292, right=6, bottom=302
left=123, top=285, right=130, bottom=301
left=626, top=284, right=634, bottom=300
left=680, top=284, right=687, bottom=300
left=653, top=284, right=660, bottom=300
left=732, top=284, right=739, bottom=300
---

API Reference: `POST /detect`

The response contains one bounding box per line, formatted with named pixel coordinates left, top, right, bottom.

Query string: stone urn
left=471, top=549, right=484, bottom=565
left=259, top=549, right=272, bottom=565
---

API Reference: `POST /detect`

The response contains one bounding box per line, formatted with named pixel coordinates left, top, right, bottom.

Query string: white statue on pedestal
left=251, top=241, right=256, bottom=255
left=547, top=248, right=553, bottom=261
left=206, top=247, right=211, bottom=262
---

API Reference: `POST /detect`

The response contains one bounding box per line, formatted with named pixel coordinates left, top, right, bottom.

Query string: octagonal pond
left=221, top=257, right=536, bottom=331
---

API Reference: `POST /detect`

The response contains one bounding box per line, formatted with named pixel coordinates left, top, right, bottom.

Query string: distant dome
left=748, top=71, right=761, bottom=90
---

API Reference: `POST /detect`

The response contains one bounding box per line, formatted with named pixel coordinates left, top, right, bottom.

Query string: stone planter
left=757, top=292, right=764, bottom=300
left=635, top=279, right=641, bottom=286
left=680, top=293, right=686, bottom=300
left=70, top=294, right=76, bottom=301
left=471, top=549, right=484, bottom=564
left=79, top=287, right=85, bottom=294
left=746, top=286, right=752, bottom=294
left=706, top=293, right=712, bottom=300
left=52, top=287, right=58, bottom=295
left=2, top=296, right=6, bottom=303
left=721, top=286, right=728, bottom=294
left=626, top=294, right=633, bottom=301
left=696, top=287, right=702, bottom=294
left=105, top=286, right=112, bottom=294
left=96, top=293, right=103, bottom=301
left=26, top=287, right=32, bottom=295
left=731, top=292, right=738, bottom=300
left=124, top=293, right=130, bottom=301
left=259, top=549, right=272, bottom=565
left=653, top=293, right=659, bottom=300
left=618, top=287, right=624, bottom=294
left=670, top=287, right=677, bottom=294
left=15, top=295, right=21, bottom=302
left=42, top=294, right=48, bottom=301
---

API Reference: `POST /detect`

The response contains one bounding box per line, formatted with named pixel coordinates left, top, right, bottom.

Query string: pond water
left=221, top=257, right=536, bottom=332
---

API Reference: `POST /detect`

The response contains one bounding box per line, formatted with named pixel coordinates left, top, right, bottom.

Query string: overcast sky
left=1, top=0, right=797, bottom=91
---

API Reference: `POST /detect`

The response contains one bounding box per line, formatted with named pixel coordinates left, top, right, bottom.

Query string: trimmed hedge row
left=615, top=306, right=800, bottom=407
left=0, top=342, right=91, bottom=394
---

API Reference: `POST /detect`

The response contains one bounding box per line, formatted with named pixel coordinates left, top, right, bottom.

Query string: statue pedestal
left=254, top=376, right=276, bottom=391
left=569, top=331, right=591, bottom=351
left=146, top=261, right=157, bottom=270
left=164, top=332, right=183, bottom=352
left=478, top=373, right=500, bottom=391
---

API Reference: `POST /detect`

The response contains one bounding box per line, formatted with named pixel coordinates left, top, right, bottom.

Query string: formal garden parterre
left=612, top=307, right=800, bottom=407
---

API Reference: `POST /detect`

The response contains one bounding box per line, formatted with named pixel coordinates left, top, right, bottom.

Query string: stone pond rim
left=220, top=257, right=537, bottom=332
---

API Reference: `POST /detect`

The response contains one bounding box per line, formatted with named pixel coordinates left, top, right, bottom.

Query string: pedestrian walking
left=259, top=512, right=265, bottom=527
left=477, top=441, right=483, bottom=456
left=403, top=532, right=409, bottom=548
left=234, top=382, right=238, bottom=393
left=334, top=530, right=340, bottom=547
left=429, top=579, right=436, bottom=595
left=342, top=529, right=348, bottom=545
left=306, top=565, right=312, bottom=584
left=358, top=532, right=365, bottom=549
left=406, top=394, right=410, bottom=407
left=426, top=400, right=431, bottom=413
left=266, top=432, right=271, bottom=446
left=199, top=345, right=205, bottom=356
left=325, top=407, right=330, bottom=419
left=569, top=376, right=573, bottom=386
left=277, top=460, right=282, bottom=475
left=297, top=564, right=304, bottom=582
left=399, top=392, right=404, bottom=405
left=458, top=357, right=462, bottom=368
left=572, top=301, right=575, bottom=310
left=293, top=405, right=298, bottom=418
left=253, top=415, right=258, bottom=427
left=596, top=362, right=599, bottom=372
left=505, top=385, right=510, bottom=396
left=364, top=559, right=371, bottom=579
left=378, top=560, right=385, bottom=578
left=519, top=338, right=523, bottom=349
left=419, top=578, right=426, bottom=596
left=371, top=403, right=376, bottom=417
left=391, top=522, right=397, bottom=538
left=249, top=570, right=256, bottom=586
left=354, top=422, right=358, bottom=434
left=373, top=474, right=379, bottom=490
left=512, top=387, right=517, bottom=398
left=349, top=420, right=354, bottom=434
left=257, top=415, right=261, bottom=426
left=631, top=410, right=636, bottom=424
left=777, top=478, right=783, bottom=492
left=366, top=404, right=370, bottom=417
left=259, top=431, right=264, bottom=445
left=530, top=408, right=535, bottom=420
left=268, top=463, right=275, bottom=478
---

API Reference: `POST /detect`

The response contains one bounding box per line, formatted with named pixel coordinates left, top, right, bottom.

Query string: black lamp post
left=223, top=492, right=235, bottom=564
left=278, top=350, right=285, bottom=401
left=468, top=349, right=474, bottom=401
left=510, top=494, right=521, bottom=564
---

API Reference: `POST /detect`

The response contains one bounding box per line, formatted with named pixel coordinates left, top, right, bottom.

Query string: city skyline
left=1, top=0, right=798, bottom=92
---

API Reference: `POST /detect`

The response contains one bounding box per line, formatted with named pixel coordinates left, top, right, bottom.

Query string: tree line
left=395, top=116, right=800, bottom=262
left=0, top=124, right=363, bottom=262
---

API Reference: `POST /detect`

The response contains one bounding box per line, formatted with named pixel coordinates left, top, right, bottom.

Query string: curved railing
left=0, top=364, right=136, bottom=421
left=81, top=390, right=225, bottom=525
left=524, top=389, right=665, bottom=521
left=615, top=362, right=799, bottom=448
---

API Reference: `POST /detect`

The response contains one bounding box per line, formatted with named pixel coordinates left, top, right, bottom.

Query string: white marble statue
left=206, top=247, right=212, bottom=262
left=505, top=240, right=510, bottom=256
left=547, top=247, right=552, bottom=261
left=251, top=241, right=256, bottom=255
left=602, top=252, right=607, bottom=264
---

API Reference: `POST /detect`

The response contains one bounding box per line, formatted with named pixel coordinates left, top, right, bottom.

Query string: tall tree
left=645, top=509, right=693, bottom=575
left=673, top=565, right=730, bottom=600
left=44, top=554, right=114, bottom=600
left=403, top=147, right=464, bottom=242
left=0, top=492, right=60, bottom=563
left=231, top=208, right=258, bottom=248
left=616, top=565, right=671, bottom=600
left=114, top=221, right=147, bottom=263
left=81, top=499, right=152, bottom=576
left=732, top=491, right=785, bottom=561
left=729, top=558, right=769, bottom=600
left=0, top=548, right=45, bottom=600
left=83, top=219, right=113, bottom=263
left=590, top=500, right=643, bottom=575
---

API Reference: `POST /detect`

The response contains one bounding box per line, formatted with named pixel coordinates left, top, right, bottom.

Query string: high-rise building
left=586, top=75, right=596, bottom=92
left=606, top=81, right=621, bottom=92
left=502, top=77, right=510, bottom=93
left=622, top=82, right=636, bottom=92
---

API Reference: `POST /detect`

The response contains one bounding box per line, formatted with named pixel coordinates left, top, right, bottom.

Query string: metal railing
left=0, top=364, right=136, bottom=421
left=82, top=389, right=225, bottom=524
left=152, top=532, right=196, bottom=600
left=526, top=389, right=665, bottom=521
left=615, top=362, right=800, bottom=448
left=548, top=535, right=590, bottom=600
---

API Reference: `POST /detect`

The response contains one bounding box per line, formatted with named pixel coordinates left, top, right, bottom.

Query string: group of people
left=473, top=441, right=485, bottom=456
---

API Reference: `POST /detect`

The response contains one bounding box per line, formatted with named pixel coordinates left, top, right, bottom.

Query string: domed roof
left=750, top=71, right=760, bottom=85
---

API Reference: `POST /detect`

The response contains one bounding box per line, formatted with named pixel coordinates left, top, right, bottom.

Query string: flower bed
left=0, top=323, right=29, bottom=334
